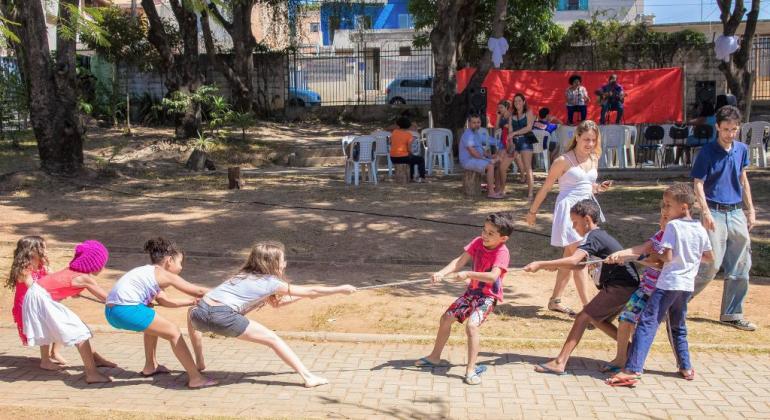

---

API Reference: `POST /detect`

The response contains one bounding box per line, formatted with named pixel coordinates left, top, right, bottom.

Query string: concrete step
left=289, top=145, right=345, bottom=167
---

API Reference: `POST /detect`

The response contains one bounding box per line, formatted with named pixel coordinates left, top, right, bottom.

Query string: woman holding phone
left=524, top=120, right=613, bottom=316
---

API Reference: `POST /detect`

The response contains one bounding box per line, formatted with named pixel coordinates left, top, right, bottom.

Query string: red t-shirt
left=37, top=268, right=86, bottom=301
left=463, top=237, right=509, bottom=301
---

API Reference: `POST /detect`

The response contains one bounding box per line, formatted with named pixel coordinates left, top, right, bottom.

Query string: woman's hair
left=7, top=236, right=47, bottom=289
left=567, top=120, right=602, bottom=156
left=498, top=100, right=511, bottom=110
left=396, top=116, right=411, bottom=129
left=568, top=74, right=582, bottom=85
left=144, top=237, right=183, bottom=264
left=570, top=199, right=601, bottom=224
left=239, top=241, right=286, bottom=279
left=512, top=93, right=528, bottom=115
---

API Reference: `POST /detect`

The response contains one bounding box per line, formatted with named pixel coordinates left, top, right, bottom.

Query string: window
left=557, top=0, right=588, bottom=11
left=399, top=46, right=411, bottom=56
left=398, top=14, right=414, bottom=29
left=309, top=22, right=320, bottom=33
left=354, top=15, right=372, bottom=30
left=401, top=78, right=430, bottom=88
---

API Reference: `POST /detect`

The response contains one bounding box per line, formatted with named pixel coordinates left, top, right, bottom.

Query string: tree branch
left=206, top=2, right=233, bottom=33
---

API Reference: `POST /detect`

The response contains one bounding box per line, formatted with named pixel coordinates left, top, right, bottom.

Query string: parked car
left=288, top=87, right=322, bottom=107
left=386, top=77, right=432, bottom=105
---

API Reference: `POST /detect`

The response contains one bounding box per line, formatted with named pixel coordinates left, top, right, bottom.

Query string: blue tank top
left=511, top=114, right=528, bottom=132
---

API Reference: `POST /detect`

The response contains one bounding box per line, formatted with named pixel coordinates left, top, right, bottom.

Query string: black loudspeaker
left=468, top=86, right=488, bottom=125
left=716, top=93, right=737, bottom=110
left=695, top=81, right=716, bottom=108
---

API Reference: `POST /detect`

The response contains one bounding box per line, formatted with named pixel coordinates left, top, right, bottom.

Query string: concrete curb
left=2, top=324, right=767, bottom=352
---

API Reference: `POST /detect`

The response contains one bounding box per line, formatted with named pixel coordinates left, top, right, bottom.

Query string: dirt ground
left=0, top=124, right=768, bottom=350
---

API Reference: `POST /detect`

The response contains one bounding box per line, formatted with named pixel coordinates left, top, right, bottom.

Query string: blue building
left=320, top=0, right=413, bottom=46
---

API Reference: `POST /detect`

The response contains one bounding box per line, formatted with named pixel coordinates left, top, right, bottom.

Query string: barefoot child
left=187, top=241, right=356, bottom=387
left=7, top=236, right=66, bottom=371
left=11, top=238, right=112, bottom=383
left=601, top=202, right=669, bottom=373
left=105, top=237, right=215, bottom=389
left=524, top=199, right=639, bottom=375
left=37, top=240, right=117, bottom=369
left=607, top=183, right=713, bottom=387
left=415, top=212, right=512, bottom=385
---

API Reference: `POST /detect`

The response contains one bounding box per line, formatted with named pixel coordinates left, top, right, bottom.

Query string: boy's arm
left=606, top=241, right=654, bottom=264
left=659, top=248, right=673, bottom=263
left=433, top=253, right=472, bottom=283
left=456, top=267, right=502, bottom=284
left=524, top=249, right=589, bottom=272
left=701, top=250, right=715, bottom=264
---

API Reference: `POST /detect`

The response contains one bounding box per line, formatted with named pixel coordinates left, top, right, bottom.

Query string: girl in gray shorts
left=187, top=241, right=356, bottom=388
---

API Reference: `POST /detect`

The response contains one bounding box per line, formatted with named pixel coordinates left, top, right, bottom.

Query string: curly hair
left=7, top=236, right=47, bottom=290
left=144, top=237, right=183, bottom=264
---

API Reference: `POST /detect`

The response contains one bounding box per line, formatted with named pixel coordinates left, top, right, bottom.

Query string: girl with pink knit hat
left=37, top=240, right=118, bottom=370
left=20, top=240, right=115, bottom=383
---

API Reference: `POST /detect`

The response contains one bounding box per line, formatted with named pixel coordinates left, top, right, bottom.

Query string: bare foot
left=303, top=374, right=329, bottom=388
left=197, top=362, right=206, bottom=372
left=93, top=352, right=118, bottom=368
left=85, top=371, right=112, bottom=384
left=51, top=353, right=68, bottom=365
left=40, top=359, right=65, bottom=371
left=187, top=377, right=218, bottom=389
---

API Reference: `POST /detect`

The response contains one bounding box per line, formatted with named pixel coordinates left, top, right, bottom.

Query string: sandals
left=548, top=298, right=577, bottom=318
left=534, top=363, right=567, bottom=376
left=187, top=378, right=218, bottom=390
left=605, top=373, right=641, bottom=387
left=140, top=365, right=171, bottom=377
left=414, top=357, right=449, bottom=368
left=464, top=364, right=487, bottom=385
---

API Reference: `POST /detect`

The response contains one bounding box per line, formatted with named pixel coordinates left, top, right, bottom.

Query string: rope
left=358, top=258, right=607, bottom=290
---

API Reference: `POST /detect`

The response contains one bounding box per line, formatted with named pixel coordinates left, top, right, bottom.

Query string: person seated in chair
left=390, top=117, right=426, bottom=182
left=533, top=107, right=562, bottom=165
left=460, top=114, right=502, bottom=198
left=596, top=74, right=626, bottom=125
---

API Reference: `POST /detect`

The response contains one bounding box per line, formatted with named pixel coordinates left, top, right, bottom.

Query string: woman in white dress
left=525, top=120, right=612, bottom=316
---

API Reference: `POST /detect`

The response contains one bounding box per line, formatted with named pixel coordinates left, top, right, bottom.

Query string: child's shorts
left=105, top=304, right=156, bottom=332
left=618, top=288, right=651, bottom=325
left=189, top=299, right=250, bottom=338
left=446, top=293, right=496, bottom=325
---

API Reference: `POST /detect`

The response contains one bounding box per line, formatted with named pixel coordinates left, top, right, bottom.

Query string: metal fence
left=0, top=56, right=28, bottom=136
left=751, top=36, right=770, bottom=100
left=286, top=46, right=434, bottom=106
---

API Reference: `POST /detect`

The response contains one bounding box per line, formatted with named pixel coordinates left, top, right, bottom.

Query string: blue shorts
left=618, top=289, right=650, bottom=325
left=514, top=136, right=534, bottom=152
left=462, top=157, right=492, bottom=174
left=105, top=304, right=156, bottom=332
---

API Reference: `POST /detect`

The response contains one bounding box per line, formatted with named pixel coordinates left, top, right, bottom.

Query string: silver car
left=386, top=77, right=432, bottom=105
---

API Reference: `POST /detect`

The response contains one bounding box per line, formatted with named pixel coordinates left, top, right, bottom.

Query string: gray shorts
left=189, top=299, right=249, bottom=337
left=462, top=158, right=492, bottom=174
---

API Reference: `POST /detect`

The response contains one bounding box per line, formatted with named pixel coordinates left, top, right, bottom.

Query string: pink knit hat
left=69, top=240, right=109, bottom=273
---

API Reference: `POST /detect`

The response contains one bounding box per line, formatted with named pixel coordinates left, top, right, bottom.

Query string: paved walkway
left=0, top=327, right=768, bottom=419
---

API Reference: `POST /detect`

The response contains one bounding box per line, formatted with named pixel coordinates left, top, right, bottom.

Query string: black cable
left=71, top=181, right=551, bottom=239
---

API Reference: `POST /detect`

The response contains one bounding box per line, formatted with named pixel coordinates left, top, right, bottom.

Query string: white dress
left=550, top=153, right=605, bottom=247
left=22, top=282, right=92, bottom=347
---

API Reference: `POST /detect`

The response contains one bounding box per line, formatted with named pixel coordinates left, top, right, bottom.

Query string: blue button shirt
left=690, top=140, right=749, bottom=205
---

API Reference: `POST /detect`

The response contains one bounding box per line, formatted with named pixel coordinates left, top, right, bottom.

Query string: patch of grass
left=309, top=304, right=361, bottom=329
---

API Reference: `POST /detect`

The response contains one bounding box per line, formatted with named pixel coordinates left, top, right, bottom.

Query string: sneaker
left=722, top=319, right=757, bottom=331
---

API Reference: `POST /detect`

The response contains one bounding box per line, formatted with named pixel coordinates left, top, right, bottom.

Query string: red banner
left=456, top=68, right=683, bottom=125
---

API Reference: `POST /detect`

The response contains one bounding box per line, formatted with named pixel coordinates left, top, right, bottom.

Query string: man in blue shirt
left=460, top=114, right=502, bottom=198
left=690, top=105, right=757, bottom=331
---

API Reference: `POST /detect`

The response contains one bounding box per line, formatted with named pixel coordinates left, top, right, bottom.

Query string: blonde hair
left=234, top=241, right=286, bottom=282
left=567, top=120, right=602, bottom=156
left=7, top=236, right=48, bottom=290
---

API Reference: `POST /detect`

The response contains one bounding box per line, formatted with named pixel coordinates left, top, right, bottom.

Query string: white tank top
left=557, top=152, right=598, bottom=201
left=107, top=265, right=161, bottom=306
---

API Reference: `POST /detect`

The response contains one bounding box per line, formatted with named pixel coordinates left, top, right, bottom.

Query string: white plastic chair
left=658, top=123, right=675, bottom=166
left=341, top=135, right=355, bottom=179
left=746, top=121, right=769, bottom=167
left=620, top=124, right=637, bottom=167
left=344, top=135, right=377, bottom=186
left=532, top=130, right=549, bottom=172
left=555, top=125, right=576, bottom=155
left=370, top=130, right=393, bottom=176
left=599, top=125, right=630, bottom=168
left=426, top=128, right=454, bottom=173
left=423, top=129, right=452, bottom=175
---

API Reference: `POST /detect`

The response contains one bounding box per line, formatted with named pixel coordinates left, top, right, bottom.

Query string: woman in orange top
left=389, top=117, right=426, bottom=182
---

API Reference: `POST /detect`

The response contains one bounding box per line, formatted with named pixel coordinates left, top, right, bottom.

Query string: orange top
left=390, top=129, right=413, bottom=158
left=37, top=268, right=85, bottom=301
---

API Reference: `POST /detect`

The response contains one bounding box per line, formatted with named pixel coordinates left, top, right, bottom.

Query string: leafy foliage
left=80, top=6, right=152, bottom=70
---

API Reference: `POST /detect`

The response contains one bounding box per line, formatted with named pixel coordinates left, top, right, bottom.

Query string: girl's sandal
left=548, top=298, right=577, bottom=318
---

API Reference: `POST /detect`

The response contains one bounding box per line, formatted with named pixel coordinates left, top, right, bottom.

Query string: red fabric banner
left=456, top=68, right=683, bottom=125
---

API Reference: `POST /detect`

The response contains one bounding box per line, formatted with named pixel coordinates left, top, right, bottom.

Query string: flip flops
left=464, top=364, right=487, bottom=385
left=140, top=365, right=171, bottom=377
left=605, top=374, right=641, bottom=387
left=600, top=363, right=622, bottom=374
left=187, top=378, right=218, bottom=390
left=534, top=363, right=567, bottom=375
left=414, top=357, right=449, bottom=368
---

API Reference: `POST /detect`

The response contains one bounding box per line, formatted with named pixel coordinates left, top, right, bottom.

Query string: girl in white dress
left=525, top=120, right=612, bottom=316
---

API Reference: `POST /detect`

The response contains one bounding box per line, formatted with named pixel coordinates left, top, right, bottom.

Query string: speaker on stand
left=467, top=87, right=488, bottom=126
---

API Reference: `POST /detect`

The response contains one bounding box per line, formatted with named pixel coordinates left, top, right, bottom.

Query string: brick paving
left=0, top=327, right=768, bottom=419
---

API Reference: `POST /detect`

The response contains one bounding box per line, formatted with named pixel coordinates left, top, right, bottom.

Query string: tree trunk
left=0, top=0, right=84, bottom=174
left=430, top=0, right=507, bottom=132
left=141, top=0, right=203, bottom=138
left=717, top=0, right=761, bottom=120
left=201, top=1, right=259, bottom=113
